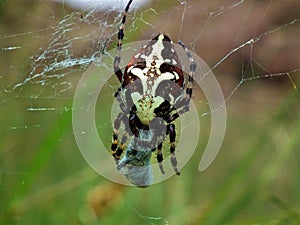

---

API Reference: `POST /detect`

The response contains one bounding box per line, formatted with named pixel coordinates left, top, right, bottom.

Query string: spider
left=110, top=0, right=196, bottom=187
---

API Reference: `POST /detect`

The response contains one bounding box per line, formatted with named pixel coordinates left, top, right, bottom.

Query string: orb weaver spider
left=110, top=0, right=196, bottom=186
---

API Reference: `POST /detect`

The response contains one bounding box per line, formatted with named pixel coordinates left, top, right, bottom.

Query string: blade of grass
left=8, top=110, right=72, bottom=212
left=213, top=120, right=300, bottom=225
left=269, top=195, right=300, bottom=224
left=9, top=167, right=96, bottom=214
left=200, top=91, right=300, bottom=225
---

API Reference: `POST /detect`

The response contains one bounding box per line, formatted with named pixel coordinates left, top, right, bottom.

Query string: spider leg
left=156, top=143, right=165, bottom=174
left=111, top=112, right=128, bottom=162
left=112, top=0, right=133, bottom=163
left=178, top=40, right=196, bottom=112
left=178, top=41, right=197, bottom=98
left=114, top=0, right=133, bottom=82
left=167, top=124, right=180, bottom=175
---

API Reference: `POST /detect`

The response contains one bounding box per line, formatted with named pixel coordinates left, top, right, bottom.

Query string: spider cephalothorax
left=110, top=0, right=195, bottom=187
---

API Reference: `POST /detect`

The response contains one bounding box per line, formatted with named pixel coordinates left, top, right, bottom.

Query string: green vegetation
left=1, top=0, right=300, bottom=225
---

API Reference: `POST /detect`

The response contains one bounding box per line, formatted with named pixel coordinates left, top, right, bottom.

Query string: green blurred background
left=1, top=0, right=300, bottom=224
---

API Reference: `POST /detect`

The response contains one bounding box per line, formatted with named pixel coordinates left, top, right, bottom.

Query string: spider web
left=1, top=0, right=300, bottom=224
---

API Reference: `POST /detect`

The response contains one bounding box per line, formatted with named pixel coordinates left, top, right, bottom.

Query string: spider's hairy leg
left=178, top=40, right=196, bottom=99
left=117, top=0, right=133, bottom=49
left=111, top=112, right=128, bottom=162
left=112, top=0, right=134, bottom=163
left=114, top=0, right=133, bottom=82
left=156, top=143, right=165, bottom=174
left=167, top=124, right=180, bottom=175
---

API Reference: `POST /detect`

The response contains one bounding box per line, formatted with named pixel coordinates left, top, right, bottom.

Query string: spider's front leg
left=113, top=0, right=133, bottom=84
left=111, top=0, right=133, bottom=162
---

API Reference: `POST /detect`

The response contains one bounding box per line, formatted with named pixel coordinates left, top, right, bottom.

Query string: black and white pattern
left=110, top=0, right=195, bottom=186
